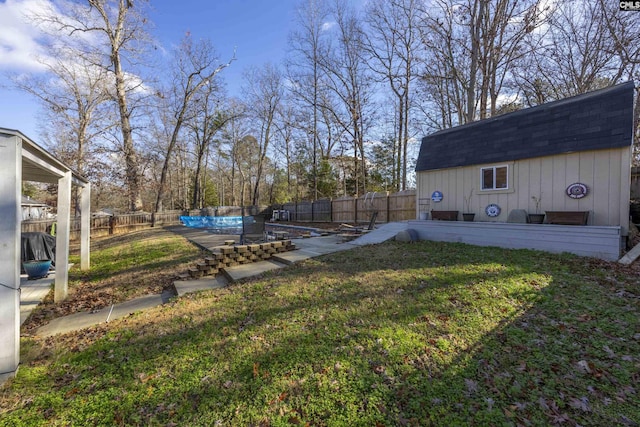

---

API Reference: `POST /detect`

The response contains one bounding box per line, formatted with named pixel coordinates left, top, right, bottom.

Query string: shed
left=413, top=82, right=635, bottom=260
left=21, top=195, right=52, bottom=220
left=0, top=128, right=91, bottom=383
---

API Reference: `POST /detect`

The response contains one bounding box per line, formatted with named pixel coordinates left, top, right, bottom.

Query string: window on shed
left=481, top=166, right=508, bottom=190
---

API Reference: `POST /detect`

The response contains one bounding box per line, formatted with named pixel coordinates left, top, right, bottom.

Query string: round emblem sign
left=566, top=183, right=588, bottom=199
left=485, top=203, right=501, bottom=217
left=431, top=191, right=443, bottom=202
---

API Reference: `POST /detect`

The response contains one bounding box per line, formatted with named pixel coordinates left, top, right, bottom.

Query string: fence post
left=354, top=196, right=358, bottom=224
left=311, top=200, right=315, bottom=222
left=330, top=200, right=334, bottom=223
left=386, top=192, right=390, bottom=223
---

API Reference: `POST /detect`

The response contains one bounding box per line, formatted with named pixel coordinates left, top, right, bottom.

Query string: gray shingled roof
left=415, top=81, right=635, bottom=172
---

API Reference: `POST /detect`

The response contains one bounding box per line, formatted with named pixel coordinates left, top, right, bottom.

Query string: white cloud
left=321, top=21, right=336, bottom=32
left=0, top=0, right=106, bottom=72
left=0, top=0, right=60, bottom=71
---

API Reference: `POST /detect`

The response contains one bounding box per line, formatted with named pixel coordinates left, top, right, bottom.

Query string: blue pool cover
left=180, top=216, right=247, bottom=235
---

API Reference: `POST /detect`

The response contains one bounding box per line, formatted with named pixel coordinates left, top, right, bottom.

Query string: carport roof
left=0, top=127, right=88, bottom=186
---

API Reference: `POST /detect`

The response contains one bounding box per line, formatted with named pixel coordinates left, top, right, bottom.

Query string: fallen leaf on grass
left=538, top=397, right=550, bottom=411
left=603, top=345, right=616, bottom=358
left=576, top=313, right=593, bottom=322
left=372, top=365, right=386, bottom=375
left=510, top=402, right=528, bottom=411
left=486, top=397, right=494, bottom=411
left=137, top=372, right=156, bottom=383
left=64, top=387, right=80, bottom=398
left=548, top=412, right=572, bottom=424
left=618, top=415, right=640, bottom=426
left=268, top=392, right=288, bottom=406
left=465, top=379, right=478, bottom=395
left=568, top=396, right=591, bottom=412
left=576, top=360, right=591, bottom=374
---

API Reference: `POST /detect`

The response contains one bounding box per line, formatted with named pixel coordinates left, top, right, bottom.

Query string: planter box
left=545, top=211, right=589, bottom=225
left=431, top=210, right=459, bottom=221
left=462, top=213, right=475, bottom=222
left=528, top=213, right=545, bottom=224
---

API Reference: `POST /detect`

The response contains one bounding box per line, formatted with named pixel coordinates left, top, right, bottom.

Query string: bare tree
left=596, top=0, right=640, bottom=161
left=519, top=0, right=619, bottom=99
left=287, top=0, right=332, bottom=200
left=151, top=35, right=234, bottom=223
left=217, top=99, right=250, bottom=205
left=11, top=48, right=112, bottom=181
left=242, top=63, right=284, bottom=206
left=363, top=0, right=423, bottom=191
left=419, top=2, right=469, bottom=128
left=320, top=0, right=375, bottom=196
left=86, top=0, right=151, bottom=211
left=273, top=99, right=298, bottom=199
left=421, top=0, right=545, bottom=126
left=234, top=135, right=260, bottom=206
left=511, top=0, right=640, bottom=162
left=272, top=92, right=326, bottom=201
left=35, top=0, right=153, bottom=211
left=189, top=96, right=237, bottom=210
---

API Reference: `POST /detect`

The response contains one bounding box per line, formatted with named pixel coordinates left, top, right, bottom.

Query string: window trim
left=480, top=165, right=509, bottom=191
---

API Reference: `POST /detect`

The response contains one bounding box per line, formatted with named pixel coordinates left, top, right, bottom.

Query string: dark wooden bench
left=545, top=211, right=589, bottom=225
left=431, top=210, right=459, bottom=221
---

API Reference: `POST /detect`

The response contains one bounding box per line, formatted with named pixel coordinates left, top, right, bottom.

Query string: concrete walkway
left=37, top=294, right=164, bottom=336
left=348, top=222, right=410, bottom=245
left=20, top=273, right=54, bottom=325
left=27, top=224, right=405, bottom=337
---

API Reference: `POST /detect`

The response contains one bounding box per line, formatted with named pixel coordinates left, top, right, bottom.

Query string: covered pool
left=180, top=216, right=244, bottom=235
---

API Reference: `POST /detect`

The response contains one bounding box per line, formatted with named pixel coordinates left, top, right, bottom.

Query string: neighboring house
left=21, top=195, right=52, bottom=220
left=412, top=82, right=635, bottom=261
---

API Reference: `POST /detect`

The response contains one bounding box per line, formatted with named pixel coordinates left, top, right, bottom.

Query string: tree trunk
left=113, top=55, right=143, bottom=211
left=467, top=0, right=483, bottom=123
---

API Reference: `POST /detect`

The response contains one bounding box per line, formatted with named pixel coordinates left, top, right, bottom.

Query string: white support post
left=80, top=183, right=91, bottom=270
left=54, top=171, right=72, bottom=302
left=0, top=135, right=22, bottom=382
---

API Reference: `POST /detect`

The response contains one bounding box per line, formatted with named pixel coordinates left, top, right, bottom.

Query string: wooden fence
left=21, top=210, right=185, bottom=239
left=20, top=192, right=417, bottom=240
left=275, top=190, right=416, bottom=224
left=20, top=206, right=272, bottom=240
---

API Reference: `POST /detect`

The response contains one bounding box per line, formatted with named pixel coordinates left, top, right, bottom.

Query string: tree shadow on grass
left=4, top=240, right=639, bottom=426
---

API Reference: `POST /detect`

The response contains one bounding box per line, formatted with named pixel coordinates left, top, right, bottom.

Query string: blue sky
left=0, top=0, right=299, bottom=140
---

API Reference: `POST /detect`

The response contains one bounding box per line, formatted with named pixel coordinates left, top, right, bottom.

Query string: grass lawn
left=2, top=229, right=639, bottom=426
left=20, top=229, right=203, bottom=334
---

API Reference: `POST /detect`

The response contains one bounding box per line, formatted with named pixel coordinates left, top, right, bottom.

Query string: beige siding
left=416, top=147, right=631, bottom=233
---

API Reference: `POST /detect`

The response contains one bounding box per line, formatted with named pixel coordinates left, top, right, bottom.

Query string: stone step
left=188, top=267, right=203, bottom=278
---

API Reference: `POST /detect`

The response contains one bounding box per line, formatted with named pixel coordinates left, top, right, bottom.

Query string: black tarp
left=21, top=232, right=56, bottom=266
